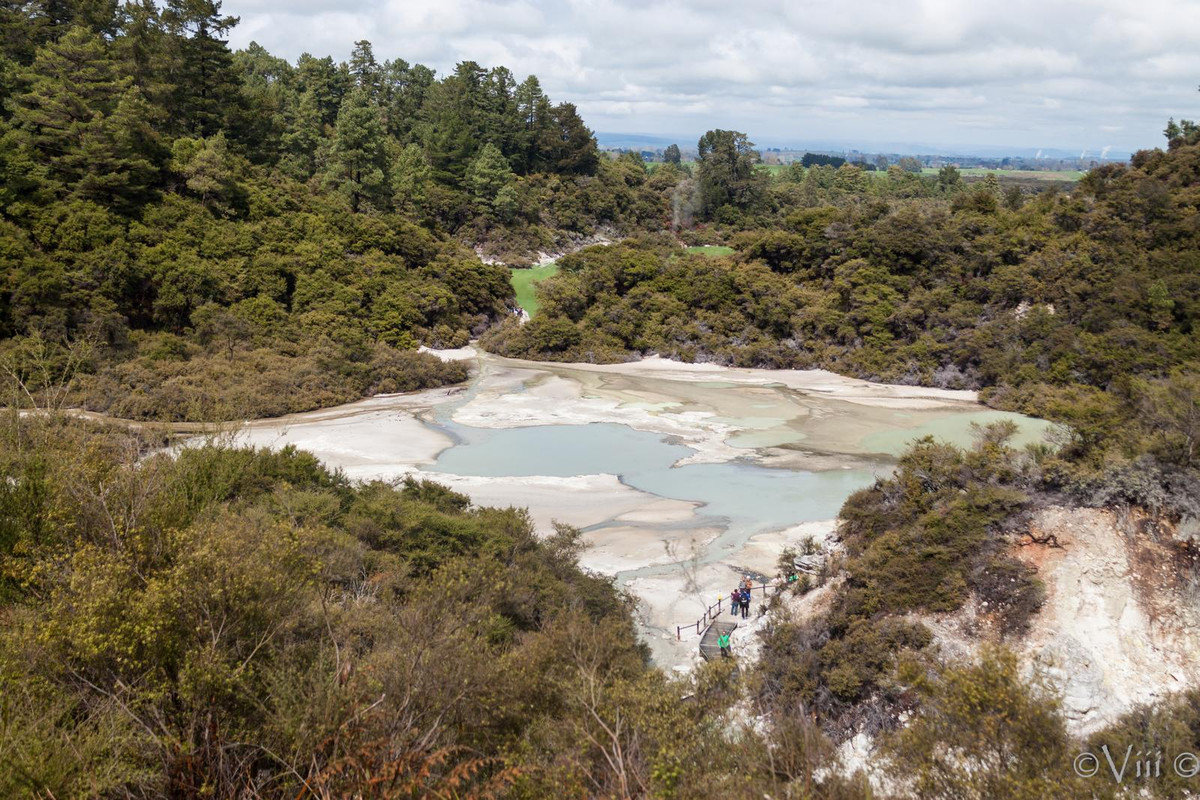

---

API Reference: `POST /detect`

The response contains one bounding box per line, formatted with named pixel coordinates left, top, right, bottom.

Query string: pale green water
left=431, top=422, right=877, bottom=533
left=860, top=409, right=1059, bottom=455
left=429, top=410, right=1054, bottom=539
left=725, top=429, right=809, bottom=448
left=417, top=358, right=1056, bottom=662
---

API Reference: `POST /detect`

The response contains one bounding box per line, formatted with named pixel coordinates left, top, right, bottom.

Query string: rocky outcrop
left=1012, top=506, right=1200, bottom=733
left=916, top=505, right=1200, bottom=735
left=472, top=229, right=617, bottom=267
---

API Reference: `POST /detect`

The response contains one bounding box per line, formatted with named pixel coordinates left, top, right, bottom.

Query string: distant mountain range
left=595, top=131, right=1131, bottom=162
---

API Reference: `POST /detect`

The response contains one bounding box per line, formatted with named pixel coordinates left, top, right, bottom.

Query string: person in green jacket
left=718, top=632, right=731, bottom=658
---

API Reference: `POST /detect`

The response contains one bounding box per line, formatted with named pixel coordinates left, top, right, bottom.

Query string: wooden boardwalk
left=698, top=619, right=738, bottom=661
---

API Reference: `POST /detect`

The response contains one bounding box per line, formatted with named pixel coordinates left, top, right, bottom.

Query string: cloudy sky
left=225, top=0, right=1200, bottom=155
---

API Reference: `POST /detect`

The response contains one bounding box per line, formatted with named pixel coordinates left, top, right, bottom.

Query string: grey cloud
left=224, top=0, right=1200, bottom=152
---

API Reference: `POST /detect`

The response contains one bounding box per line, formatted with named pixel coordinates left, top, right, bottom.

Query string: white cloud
left=224, top=0, right=1200, bottom=152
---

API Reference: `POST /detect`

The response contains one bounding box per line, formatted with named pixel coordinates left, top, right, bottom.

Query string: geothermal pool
left=233, top=349, right=1055, bottom=665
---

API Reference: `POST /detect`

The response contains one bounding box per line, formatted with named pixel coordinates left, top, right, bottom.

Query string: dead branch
left=1018, top=532, right=1064, bottom=548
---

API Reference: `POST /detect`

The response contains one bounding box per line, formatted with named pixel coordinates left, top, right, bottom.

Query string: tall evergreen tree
left=10, top=26, right=125, bottom=195
left=115, top=0, right=170, bottom=106
left=0, top=2, right=41, bottom=66
left=514, top=74, right=553, bottom=173
left=161, top=0, right=240, bottom=137
left=348, top=39, right=380, bottom=100
left=326, top=87, right=389, bottom=211
left=74, top=86, right=164, bottom=210
left=295, top=52, right=347, bottom=128
left=230, top=40, right=293, bottom=164
left=9, top=0, right=120, bottom=55
left=466, top=141, right=514, bottom=219
left=548, top=102, right=598, bottom=176
left=391, top=141, right=431, bottom=214
left=380, top=58, right=432, bottom=140
left=696, top=128, right=760, bottom=217
left=279, top=87, right=324, bottom=180
left=482, top=66, right=520, bottom=158
left=418, top=66, right=484, bottom=185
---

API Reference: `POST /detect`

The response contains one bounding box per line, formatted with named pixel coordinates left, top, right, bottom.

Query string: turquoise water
left=859, top=409, right=1059, bottom=455
left=433, top=422, right=692, bottom=477
left=425, top=399, right=1055, bottom=566
left=430, top=422, right=879, bottom=534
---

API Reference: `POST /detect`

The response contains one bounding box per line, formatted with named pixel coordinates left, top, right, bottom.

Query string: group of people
left=728, top=578, right=755, bottom=621
left=719, top=577, right=757, bottom=657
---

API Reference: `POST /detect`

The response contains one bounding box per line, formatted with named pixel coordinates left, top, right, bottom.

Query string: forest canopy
left=0, top=1, right=622, bottom=420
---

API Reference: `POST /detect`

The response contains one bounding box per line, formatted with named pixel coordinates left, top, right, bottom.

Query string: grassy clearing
left=510, top=262, right=560, bottom=317
left=686, top=245, right=735, bottom=257
left=756, top=163, right=790, bottom=175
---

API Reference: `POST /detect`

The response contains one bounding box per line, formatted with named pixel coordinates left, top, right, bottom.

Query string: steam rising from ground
left=671, top=178, right=700, bottom=231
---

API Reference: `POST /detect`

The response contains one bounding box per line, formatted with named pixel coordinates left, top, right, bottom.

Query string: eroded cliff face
left=921, top=505, right=1200, bottom=735
left=1013, top=506, right=1200, bottom=734
left=832, top=505, right=1200, bottom=791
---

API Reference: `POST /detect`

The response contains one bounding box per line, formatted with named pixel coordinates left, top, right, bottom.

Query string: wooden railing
left=675, top=582, right=778, bottom=639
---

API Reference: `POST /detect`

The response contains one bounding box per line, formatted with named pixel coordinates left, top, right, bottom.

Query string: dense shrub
left=68, top=342, right=468, bottom=420
left=884, top=647, right=1089, bottom=799
left=756, top=427, right=1051, bottom=735
left=0, top=414, right=885, bottom=798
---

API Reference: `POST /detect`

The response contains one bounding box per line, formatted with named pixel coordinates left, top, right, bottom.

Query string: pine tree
left=466, top=142, right=514, bottom=218
left=380, top=58, right=432, bottom=140
left=9, top=0, right=120, bottom=56
left=326, top=88, right=389, bottom=212
left=296, top=52, right=347, bottom=128
left=279, top=87, right=324, bottom=180
left=418, top=71, right=479, bottom=185
left=74, top=87, right=164, bottom=210
left=0, top=55, right=15, bottom=119
left=161, top=0, right=240, bottom=137
left=0, top=2, right=41, bottom=66
left=482, top=66, right=520, bottom=158
left=514, top=75, right=553, bottom=174
left=115, top=0, right=171, bottom=107
left=10, top=26, right=125, bottom=195
left=391, top=141, right=431, bottom=214
left=548, top=102, right=598, bottom=176
left=348, top=39, right=380, bottom=100
left=229, top=41, right=293, bottom=164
